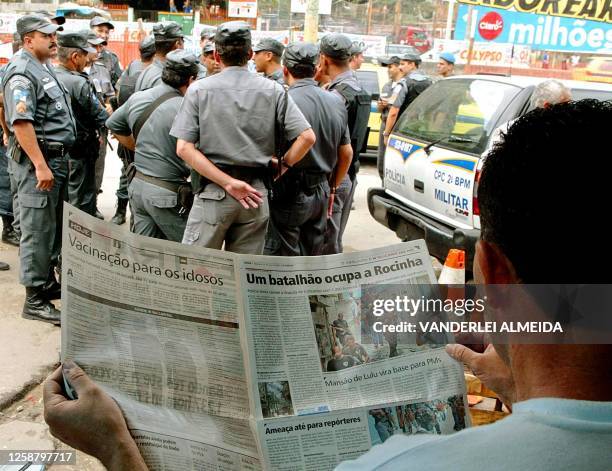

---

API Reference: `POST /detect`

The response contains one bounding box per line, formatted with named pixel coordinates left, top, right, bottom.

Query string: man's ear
left=474, top=239, right=520, bottom=285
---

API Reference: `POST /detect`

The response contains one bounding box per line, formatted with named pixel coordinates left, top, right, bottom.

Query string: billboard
left=228, top=0, right=258, bottom=19
left=455, top=5, right=612, bottom=53
left=290, top=0, right=332, bottom=15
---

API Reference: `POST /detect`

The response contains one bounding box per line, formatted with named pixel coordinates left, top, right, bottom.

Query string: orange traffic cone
left=438, top=249, right=466, bottom=285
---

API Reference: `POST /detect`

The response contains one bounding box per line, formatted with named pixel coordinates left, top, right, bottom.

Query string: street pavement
left=0, top=142, right=401, bottom=468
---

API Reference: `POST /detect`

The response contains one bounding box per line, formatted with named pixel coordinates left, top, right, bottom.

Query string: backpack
left=334, top=82, right=371, bottom=169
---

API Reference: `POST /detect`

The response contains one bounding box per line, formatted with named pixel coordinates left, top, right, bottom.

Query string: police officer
left=117, top=35, right=156, bottom=106
left=170, top=22, right=315, bottom=254
left=2, top=15, right=76, bottom=324
left=55, top=31, right=109, bottom=216
left=383, top=52, right=432, bottom=144
left=253, top=38, right=285, bottom=85
left=264, top=42, right=352, bottom=256
left=107, top=50, right=199, bottom=241
left=135, top=22, right=184, bottom=92
left=318, top=33, right=371, bottom=254
left=437, top=51, right=455, bottom=79
left=200, top=43, right=220, bottom=77
left=349, top=43, right=365, bottom=72
left=84, top=30, right=116, bottom=221
left=199, top=28, right=215, bottom=57
left=89, top=16, right=122, bottom=87
left=376, top=55, right=404, bottom=177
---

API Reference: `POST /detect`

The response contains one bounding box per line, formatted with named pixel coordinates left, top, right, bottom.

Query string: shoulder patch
left=8, top=75, right=33, bottom=91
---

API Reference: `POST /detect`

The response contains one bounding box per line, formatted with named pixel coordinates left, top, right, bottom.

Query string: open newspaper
left=61, top=205, right=470, bottom=470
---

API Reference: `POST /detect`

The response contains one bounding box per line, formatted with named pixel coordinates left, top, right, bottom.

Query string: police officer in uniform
left=200, top=43, right=220, bottom=77
left=264, top=42, right=352, bottom=256
left=170, top=22, right=315, bottom=254
left=84, top=30, right=116, bottom=220
left=90, top=16, right=122, bottom=88
left=253, top=38, right=285, bottom=85
left=55, top=32, right=109, bottom=216
left=117, top=36, right=156, bottom=106
left=135, top=22, right=184, bottom=92
left=107, top=50, right=199, bottom=241
left=376, top=55, right=404, bottom=177
left=383, top=52, right=432, bottom=144
left=318, top=33, right=371, bottom=254
left=2, top=15, right=76, bottom=324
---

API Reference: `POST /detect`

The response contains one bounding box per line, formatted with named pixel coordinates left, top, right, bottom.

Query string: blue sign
left=455, top=4, right=612, bottom=53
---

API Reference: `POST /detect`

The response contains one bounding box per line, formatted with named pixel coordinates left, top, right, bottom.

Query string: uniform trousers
left=0, top=148, right=13, bottom=217
left=322, top=174, right=354, bottom=254
left=68, top=157, right=96, bottom=216
left=264, top=181, right=330, bottom=256
left=94, top=132, right=107, bottom=193
left=13, top=156, right=68, bottom=287
left=128, top=177, right=186, bottom=242
left=182, top=179, right=269, bottom=254
left=7, top=157, right=20, bottom=234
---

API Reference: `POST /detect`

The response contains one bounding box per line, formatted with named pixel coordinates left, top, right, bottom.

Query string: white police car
left=368, top=75, right=612, bottom=269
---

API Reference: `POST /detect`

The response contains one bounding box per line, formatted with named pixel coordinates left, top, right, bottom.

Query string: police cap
left=283, top=42, right=319, bottom=69
left=57, top=31, right=96, bottom=53
left=16, top=14, right=61, bottom=37
left=379, top=56, right=400, bottom=66
left=401, top=52, right=422, bottom=64
left=35, top=10, right=66, bottom=26
left=139, top=35, right=156, bottom=54
left=164, top=49, right=200, bottom=76
left=200, top=28, right=215, bottom=40
left=349, top=42, right=364, bottom=56
left=253, top=38, right=284, bottom=57
left=319, top=33, right=352, bottom=60
left=90, top=16, right=114, bottom=30
left=214, top=21, right=251, bottom=47
left=83, top=29, right=106, bottom=46
left=153, top=21, right=184, bottom=41
left=202, top=43, right=215, bottom=55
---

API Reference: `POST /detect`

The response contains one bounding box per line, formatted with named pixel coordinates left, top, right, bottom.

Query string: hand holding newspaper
left=60, top=205, right=469, bottom=470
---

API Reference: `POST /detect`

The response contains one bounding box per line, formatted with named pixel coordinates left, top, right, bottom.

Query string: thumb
left=445, top=344, right=480, bottom=369
left=62, top=360, right=95, bottom=396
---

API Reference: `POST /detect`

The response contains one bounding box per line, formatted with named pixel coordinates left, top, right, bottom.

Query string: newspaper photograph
left=61, top=206, right=469, bottom=470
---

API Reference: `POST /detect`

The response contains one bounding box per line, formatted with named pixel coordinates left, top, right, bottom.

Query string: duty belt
left=285, top=170, right=328, bottom=188
left=216, top=165, right=270, bottom=181
left=135, top=171, right=182, bottom=193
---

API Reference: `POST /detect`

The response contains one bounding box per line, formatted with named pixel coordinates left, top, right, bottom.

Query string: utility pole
left=393, top=0, right=402, bottom=43
left=366, top=0, right=373, bottom=35
left=304, top=0, right=320, bottom=42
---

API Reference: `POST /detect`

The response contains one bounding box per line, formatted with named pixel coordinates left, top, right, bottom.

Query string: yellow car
left=355, top=63, right=388, bottom=159
left=573, top=57, right=612, bottom=84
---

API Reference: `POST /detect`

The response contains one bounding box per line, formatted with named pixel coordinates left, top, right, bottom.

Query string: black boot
left=41, top=268, right=61, bottom=300
left=0, top=261, right=9, bottom=271
left=1, top=216, right=20, bottom=246
left=22, top=287, right=61, bottom=326
left=111, top=198, right=128, bottom=225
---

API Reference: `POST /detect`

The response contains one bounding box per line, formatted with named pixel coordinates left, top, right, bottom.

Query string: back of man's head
left=479, top=99, right=612, bottom=283
left=529, top=80, right=571, bottom=109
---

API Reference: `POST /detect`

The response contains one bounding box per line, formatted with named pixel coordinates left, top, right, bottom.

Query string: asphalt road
left=0, top=144, right=401, bottom=469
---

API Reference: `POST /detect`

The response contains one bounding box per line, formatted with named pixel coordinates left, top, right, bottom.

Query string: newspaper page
left=61, top=205, right=260, bottom=470
left=237, top=242, right=469, bottom=469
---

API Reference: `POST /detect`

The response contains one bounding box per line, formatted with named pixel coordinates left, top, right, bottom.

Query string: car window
left=570, top=88, right=612, bottom=102
left=394, top=79, right=522, bottom=155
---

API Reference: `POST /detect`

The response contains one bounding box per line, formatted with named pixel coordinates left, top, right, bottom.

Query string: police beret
left=320, top=34, right=352, bottom=60
left=83, top=29, right=106, bottom=46
left=349, top=43, right=364, bottom=56
left=214, top=21, right=251, bottom=47
left=139, top=35, right=155, bottom=54
left=202, top=43, right=215, bottom=55
left=439, top=51, right=456, bottom=64
left=153, top=22, right=184, bottom=41
left=16, top=15, right=61, bottom=36
left=90, top=16, right=114, bottom=30
left=401, top=52, right=422, bottom=64
left=253, top=38, right=284, bottom=57
left=379, top=56, right=400, bottom=66
left=57, top=31, right=96, bottom=53
left=283, top=42, right=319, bottom=68
left=164, top=49, right=199, bottom=75
left=35, top=10, right=66, bottom=26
